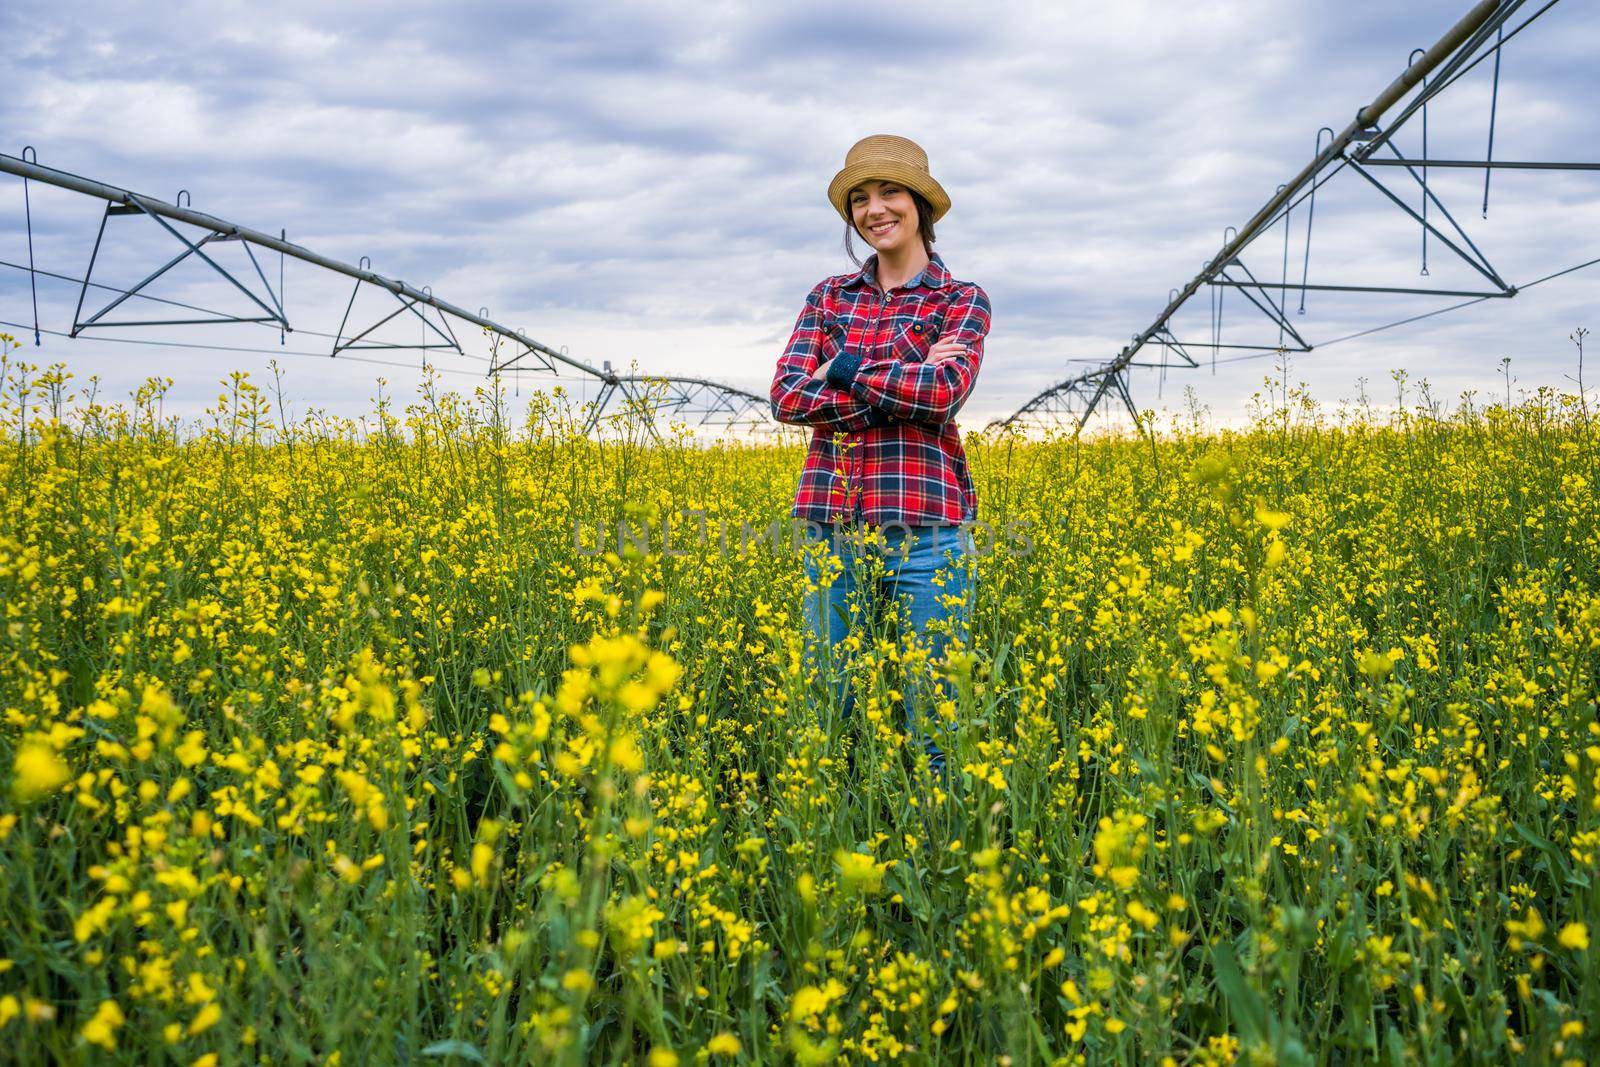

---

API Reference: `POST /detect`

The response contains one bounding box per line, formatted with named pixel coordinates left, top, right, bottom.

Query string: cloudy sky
left=1, top=0, right=1596, bottom=435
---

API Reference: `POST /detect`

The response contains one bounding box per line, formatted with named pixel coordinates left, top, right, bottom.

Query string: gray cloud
left=0, top=0, right=1595, bottom=430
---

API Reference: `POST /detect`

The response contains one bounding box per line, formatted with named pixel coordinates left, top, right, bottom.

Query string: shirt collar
left=841, top=250, right=950, bottom=292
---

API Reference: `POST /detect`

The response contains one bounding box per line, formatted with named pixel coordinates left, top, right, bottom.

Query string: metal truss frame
left=72, top=194, right=287, bottom=336
left=6, top=0, right=1590, bottom=440
left=332, top=266, right=462, bottom=358
left=993, top=364, right=1143, bottom=437
left=0, top=154, right=768, bottom=437
left=579, top=367, right=772, bottom=441
left=487, top=320, right=561, bottom=376
left=988, top=0, right=1594, bottom=437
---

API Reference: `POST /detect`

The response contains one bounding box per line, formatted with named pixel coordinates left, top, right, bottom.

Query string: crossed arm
left=770, top=279, right=992, bottom=430
left=769, top=281, right=893, bottom=431
left=824, top=282, right=991, bottom=425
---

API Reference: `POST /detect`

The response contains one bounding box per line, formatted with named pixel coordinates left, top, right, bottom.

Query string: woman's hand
left=809, top=337, right=969, bottom=382
left=926, top=336, right=972, bottom=364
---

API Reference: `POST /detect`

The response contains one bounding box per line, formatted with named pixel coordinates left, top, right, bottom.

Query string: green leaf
left=1029, top=1012, right=1055, bottom=1061
left=1512, top=820, right=1573, bottom=883
left=884, top=862, right=931, bottom=921
left=421, top=1039, right=488, bottom=1064
left=1210, top=943, right=1266, bottom=1046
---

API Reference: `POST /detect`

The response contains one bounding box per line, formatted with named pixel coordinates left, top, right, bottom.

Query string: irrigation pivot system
left=2, top=0, right=1593, bottom=440
left=987, top=0, right=1597, bottom=435
left=0, top=151, right=773, bottom=440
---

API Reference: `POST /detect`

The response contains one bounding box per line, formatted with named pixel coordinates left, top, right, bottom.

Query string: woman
left=769, top=133, right=993, bottom=780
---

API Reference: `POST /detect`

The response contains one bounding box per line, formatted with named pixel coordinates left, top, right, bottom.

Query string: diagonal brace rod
left=1348, top=161, right=1511, bottom=291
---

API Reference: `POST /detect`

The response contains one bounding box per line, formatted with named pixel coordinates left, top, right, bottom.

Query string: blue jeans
left=800, top=522, right=975, bottom=776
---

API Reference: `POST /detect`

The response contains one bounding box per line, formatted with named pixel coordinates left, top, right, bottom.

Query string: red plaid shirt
left=771, top=251, right=991, bottom=526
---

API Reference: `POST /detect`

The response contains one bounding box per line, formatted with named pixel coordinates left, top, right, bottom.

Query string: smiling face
left=849, top=179, right=921, bottom=255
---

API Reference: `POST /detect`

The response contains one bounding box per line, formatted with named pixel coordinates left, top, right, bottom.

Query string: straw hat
left=827, top=134, right=951, bottom=226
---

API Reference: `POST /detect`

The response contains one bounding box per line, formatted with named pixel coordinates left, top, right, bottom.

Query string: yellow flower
left=80, top=999, right=125, bottom=1051
left=138, top=683, right=184, bottom=744
left=74, top=897, right=117, bottom=943
left=185, top=972, right=217, bottom=1005
left=1505, top=906, right=1546, bottom=948
left=175, top=731, right=208, bottom=768
left=471, top=843, right=494, bottom=884
left=1264, top=538, right=1287, bottom=569
left=833, top=850, right=886, bottom=896
left=1357, top=648, right=1401, bottom=679
left=1558, top=922, right=1589, bottom=951
left=605, top=895, right=665, bottom=955
left=608, top=734, right=644, bottom=774
left=1253, top=504, right=1290, bottom=531
left=789, top=980, right=846, bottom=1021
left=647, top=1050, right=679, bottom=1067
left=796, top=872, right=817, bottom=906
left=188, top=1002, right=221, bottom=1037
left=706, top=1032, right=741, bottom=1056
left=12, top=741, right=70, bottom=803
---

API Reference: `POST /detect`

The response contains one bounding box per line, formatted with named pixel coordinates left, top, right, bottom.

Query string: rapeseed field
left=1, top=338, right=1597, bottom=1064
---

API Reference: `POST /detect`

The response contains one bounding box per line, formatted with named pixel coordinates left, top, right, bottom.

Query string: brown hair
left=843, top=183, right=937, bottom=266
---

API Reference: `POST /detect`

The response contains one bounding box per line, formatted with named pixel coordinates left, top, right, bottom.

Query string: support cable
left=1209, top=250, right=1600, bottom=364
left=0, top=257, right=494, bottom=362
left=0, top=262, right=770, bottom=425
left=0, top=316, right=490, bottom=378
